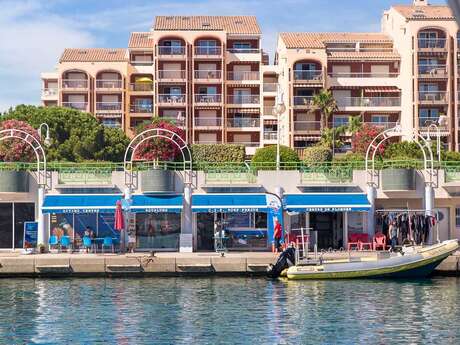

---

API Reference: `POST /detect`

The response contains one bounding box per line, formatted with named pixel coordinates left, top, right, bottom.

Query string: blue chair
left=102, top=237, right=114, bottom=254
left=82, top=236, right=92, bottom=253
left=60, top=236, right=71, bottom=252
left=49, top=235, right=58, bottom=251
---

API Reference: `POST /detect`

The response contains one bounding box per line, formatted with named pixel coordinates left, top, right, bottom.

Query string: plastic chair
left=347, top=234, right=360, bottom=251
left=82, top=236, right=92, bottom=253
left=60, top=235, right=72, bottom=252
left=358, top=234, right=373, bottom=251
left=373, top=232, right=388, bottom=251
left=102, top=237, right=114, bottom=254
left=49, top=235, right=58, bottom=250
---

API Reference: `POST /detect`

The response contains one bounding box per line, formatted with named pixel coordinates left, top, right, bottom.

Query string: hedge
left=303, top=146, right=332, bottom=164
left=191, top=144, right=246, bottom=164
left=251, top=145, right=300, bottom=169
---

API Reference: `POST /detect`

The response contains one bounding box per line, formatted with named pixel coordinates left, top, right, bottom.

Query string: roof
left=59, top=48, right=127, bottom=62
left=154, top=16, right=261, bottom=34
left=279, top=32, right=393, bottom=49
left=392, top=5, right=455, bottom=20
left=328, top=51, right=400, bottom=61
left=128, top=32, right=154, bottom=48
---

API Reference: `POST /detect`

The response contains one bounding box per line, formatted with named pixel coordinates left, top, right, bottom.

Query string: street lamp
left=274, top=84, right=286, bottom=171
left=426, top=115, right=448, bottom=163
left=38, top=123, right=51, bottom=146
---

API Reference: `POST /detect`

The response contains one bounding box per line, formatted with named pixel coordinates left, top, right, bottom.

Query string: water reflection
left=0, top=277, right=459, bottom=344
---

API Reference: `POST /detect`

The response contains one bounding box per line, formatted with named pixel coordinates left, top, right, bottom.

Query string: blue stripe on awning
left=192, top=194, right=269, bottom=213
left=43, top=194, right=183, bottom=214
left=284, top=193, right=371, bottom=212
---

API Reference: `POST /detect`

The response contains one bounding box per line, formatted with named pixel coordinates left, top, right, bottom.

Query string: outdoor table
left=91, top=238, right=119, bottom=253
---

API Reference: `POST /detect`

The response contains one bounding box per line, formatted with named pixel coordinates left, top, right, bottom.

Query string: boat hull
left=287, top=240, right=459, bottom=280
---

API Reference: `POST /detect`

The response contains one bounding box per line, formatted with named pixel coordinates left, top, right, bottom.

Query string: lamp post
left=38, top=123, right=51, bottom=146
left=274, top=84, right=286, bottom=171
left=426, top=115, right=448, bottom=163
left=37, top=123, right=50, bottom=250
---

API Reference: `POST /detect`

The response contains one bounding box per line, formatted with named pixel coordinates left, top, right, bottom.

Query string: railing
left=62, top=79, right=88, bottom=89
left=61, top=102, right=87, bottom=111
left=337, top=97, right=401, bottom=107
left=158, top=70, right=186, bottom=79
left=194, top=118, right=222, bottom=126
left=194, top=94, right=222, bottom=103
left=130, top=83, right=153, bottom=92
left=159, top=117, right=185, bottom=126
left=418, top=38, right=446, bottom=49
left=293, top=96, right=314, bottom=106
left=130, top=57, right=154, bottom=65
left=194, top=70, right=222, bottom=79
left=194, top=46, right=222, bottom=55
left=328, top=72, right=398, bottom=78
left=227, top=118, right=260, bottom=128
left=263, top=106, right=275, bottom=116
left=130, top=104, right=153, bottom=113
left=418, top=65, right=447, bottom=76
left=293, top=70, right=323, bottom=81
left=418, top=91, right=447, bottom=102
left=301, top=164, right=353, bottom=184
left=263, top=83, right=277, bottom=92
left=205, top=171, right=257, bottom=184
left=419, top=117, right=446, bottom=127
left=158, top=94, right=186, bottom=104
left=95, top=80, right=122, bottom=89
left=96, top=102, right=122, bottom=111
left=58, top=169, right=113, bottom=185
left=363, top=122, right=398, bottom=130
left=194, top=140, right=221, bottom=144
left=263, top=131, right=277, bottom=140
left=42, top=88, right=58, bottom=97
left=227, top=71, right=260, bottom=81
left=227, top=95, right=260, bottom=104
left=293, top=121, right=321, bottom=131
left=227, top=48, right=260, bottom=54
left=158, top=46, right=186, bottom=55
left=227, top=141, right=260, bottom=147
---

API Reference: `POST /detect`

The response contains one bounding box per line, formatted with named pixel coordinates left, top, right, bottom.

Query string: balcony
left=293, top=96, right=314, bottom=109
left=227, top=95, right=260, bottom=106
left=419, top=117, right=448, bottom=128
left=227, top=71, right=260, bottom=82
left=157, top=94, right=186, bottom=106
left=263, top=131, right=278, bottom=141
left=96, top=102, right=122, bottom=112
left=62, top=102, right=88, bottom=111
left=263, top=83, right=277, bottom=93
left=194, top=70, right=222, bottom=81
left=418, top=65, right=448, bottom=78
left=363, top=122, right=398, bottom=130
left=41, top=88, right=58, bottom=99
left=263, top=106, right=275, bottom=116
left=418, top=91, right=448, bottom=105
left=293, top=121, right=321, bottom=132
left=157, top=70, right=186, bottom=81
left=328, top=72, right=398, bottom=78
left=130, top=104, right=153, bottom=114
left=194, top=46, right=222, bottom=57
left=293, top=70, right=323, bottom=83
left=418, top=38, right=447, bottom=51
left=194, top=94, right=222, bottom=105
left=194, top=117, right=222, bottom=127
left=129, top=82, right=153, bottom=92
left=61, top=79, right=88, bottom=90
left=157, top=46, right=186, bottom=58
left=226, top=48, right=261, bottom=63
left=95, top=80, right=123, bottom=90
left=337, top=97, right=401, bottom=109
left=227, top=118, right=260, bottom=129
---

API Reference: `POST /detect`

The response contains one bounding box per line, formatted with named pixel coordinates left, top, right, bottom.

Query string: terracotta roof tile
left=59, top=48, right=127, bottom=62
left=154, top=16, right=261, bottom=34
left=392, top=5, right=454, bottom=20
left=128, top=32, right=154, bottom=48
left=328, top=51, right=400, bottom=61
left=279, top=32, right=393, bottom=49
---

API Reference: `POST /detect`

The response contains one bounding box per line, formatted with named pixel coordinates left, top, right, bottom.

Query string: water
left=0, top=277, right=459, bottom=345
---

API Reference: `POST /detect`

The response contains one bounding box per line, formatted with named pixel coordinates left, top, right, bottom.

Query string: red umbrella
left=114, top=200, right=124, bottom=231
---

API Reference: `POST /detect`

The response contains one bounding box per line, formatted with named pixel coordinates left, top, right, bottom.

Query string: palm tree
left=347, top=115, right=363, bottom=134
left=312, top=89, right=338, bottom=131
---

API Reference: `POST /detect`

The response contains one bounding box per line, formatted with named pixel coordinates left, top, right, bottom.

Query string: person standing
left=274, top=219, right=283, bottom=253
left=389, top=221, right=398, bottom=252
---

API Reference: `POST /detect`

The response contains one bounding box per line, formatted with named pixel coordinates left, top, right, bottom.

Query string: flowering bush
left=134, top=120, right=186, bottom=161
left=0, top=120, right=40, bottom=162
left=351, top=124, right=386, bottom=155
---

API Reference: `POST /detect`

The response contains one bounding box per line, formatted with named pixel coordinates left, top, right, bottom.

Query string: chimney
left=413, top=0, right=428, bottom=6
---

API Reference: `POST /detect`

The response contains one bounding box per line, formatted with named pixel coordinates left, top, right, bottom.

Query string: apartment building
left=41, top=0, right=460, bottom=153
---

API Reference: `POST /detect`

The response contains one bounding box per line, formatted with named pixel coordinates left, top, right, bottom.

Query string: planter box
left=381, top=168, right=416, bottom=191
left=141, top=169, right=175, bottom=193
left=0, top=171, right=29, bottom=192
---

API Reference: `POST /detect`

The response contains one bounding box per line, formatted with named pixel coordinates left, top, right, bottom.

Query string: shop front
left=0, top=202, right=35, bottom=250
left=284, top=193, right=371, bottom=250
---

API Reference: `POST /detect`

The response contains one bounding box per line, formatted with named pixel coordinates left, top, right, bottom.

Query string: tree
left=347, top=115, right=363, bottom=134
left=0, top=119, right=40, bottom=162
left=251, top=145, right=300, bottom=169
left=351, top=123, right=385, bottom=155
left=311, top=89, right=338, bottom=131
left=319, top=126, right=346, bottom=150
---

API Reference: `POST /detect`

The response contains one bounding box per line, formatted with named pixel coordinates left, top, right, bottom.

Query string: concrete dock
left=0, top=251, right=458, bottom=277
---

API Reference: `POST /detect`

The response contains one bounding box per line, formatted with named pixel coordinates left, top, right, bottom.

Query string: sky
left=0, top=0, right=447, bottom=112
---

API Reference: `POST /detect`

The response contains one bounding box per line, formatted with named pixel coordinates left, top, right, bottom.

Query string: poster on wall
left=23, top=221, right=38, bottom=249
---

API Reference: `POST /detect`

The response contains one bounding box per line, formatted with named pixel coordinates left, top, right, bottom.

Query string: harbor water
left=0, top=277, right=459, bottom=344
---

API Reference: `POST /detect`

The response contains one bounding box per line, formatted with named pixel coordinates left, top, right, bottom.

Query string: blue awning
left=192, top=194, right=269, bottom=213
left=284, top=193, right=371, bottom=212
left=43, top=194, right=183, bottom=214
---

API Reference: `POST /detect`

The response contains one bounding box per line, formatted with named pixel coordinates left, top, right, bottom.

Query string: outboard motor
left=267, top=247, right=296, bottom=279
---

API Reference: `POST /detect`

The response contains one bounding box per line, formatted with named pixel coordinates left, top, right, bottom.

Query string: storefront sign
left=200, top=208, right=266, bottom=213
left=304, top=207, right=353, bottom=212
left=23, top=222, right=38, bottom=248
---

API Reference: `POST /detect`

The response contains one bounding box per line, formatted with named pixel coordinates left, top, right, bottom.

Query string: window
left=197, top=40, right=217, bottom=47
left=419, top=83, right=438, bottom=92
left=333, top=115, right=349, bottom=128
left=456, top=208, right=460, bottom=228
left=295, top=62, right=317, bottom=71
left=233, top=42, right=251, bottom=49
left=14, top=204, right=35, bottom=249
left=419, top=108, right=439, bottom=118
left=135, top=213, right=181, bottom=250
left=371, top=115, right=389, bottom=123
left=198, top=86, right=217, bottom=95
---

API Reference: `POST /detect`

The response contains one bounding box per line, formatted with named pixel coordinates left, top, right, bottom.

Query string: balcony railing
left=194, top=70, right=222, bottom=79
left=293, top=96, right=314, bottom=107
left=158, top=70, right=186, bottom=79
left=293, top=70, right=323, bottom=81
left=418, top=38, right=446, bottom=49
left=158, top=94, right=186, bottom=104
left=42, top=88, right=58, bottom=97
left=130, top=57, right=154, bottom=65
left=62, top=102, right=88, bottom=111
left=195, top=140, right=221, bottom=144
left=130, top=104, right=153, bottom=113
left=205, top=171, right=257, bottom=184
left=194, top=46, right=222, bottom=55
left=62, top=79, right=88, bottom=89
left=293, top=121, right=321, bottom=131
left=328, top=72, right=398, bottom=78
left=227, top=118, right=260, bottom=128
left=263, top=106, right=275, bottom=116
left=194, top=94, right=222, bottom=103
left=95, top=80, right=123, bottom=89
left=418, top=65, right=447, bottom=77
left=263, top=131, right=278, bottom=140
left=158, top=46, right=186, bottom=56
left=419, top=117, right=446, bottom=127
left=337, top=97, right=401, bottom=107
left=227, top=95, right=260, bottom=104
left=227, top=141, right=260, bottom=147
left=263, top=83, right=277, bottom=92
left=194, top=118, right=222, bottom=126
left=227, top=48, right=260, bottom=54
left=363, top=122, right=398, bottom=130
left=130, top=83, right=153, bottom=92
left=418, top=91, right=447, bottom=102
left=96, top=102, right=122, bottom=111
left=227, top=71, right=260, bottom=81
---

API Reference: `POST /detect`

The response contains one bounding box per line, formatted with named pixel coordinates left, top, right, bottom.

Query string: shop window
left=0, top=203, right=13, bottom=248
left=50, top=214, right=75, bottom=240
left=98, top=213, right=117, bottom=238
left=14, top=203, right=35, bottom=249
left=455, top=208, right=460, bottom=228
left=135, top=213, right=181, bottom=250
left=74, top=214, right=98, bottom=239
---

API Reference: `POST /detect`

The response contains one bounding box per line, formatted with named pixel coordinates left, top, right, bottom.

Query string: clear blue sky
left=0, top=0, right=447, bottom=111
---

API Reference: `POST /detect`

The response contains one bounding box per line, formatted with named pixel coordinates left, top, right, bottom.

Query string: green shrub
left=191, top=144, right=245, bottom=165
left=383, top=141, right=423, bottom=160
left=303, top=146, right=332, bottom=164
left=443, top=151, right=460, bottom=162
left=251, top=145, right=300, bottom=170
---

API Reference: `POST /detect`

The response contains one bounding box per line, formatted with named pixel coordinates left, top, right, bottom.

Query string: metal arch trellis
left=365, top=125, right=435, bottom=187
left=124, top=128, right=192, bottom=188
left=0, top=129, right=47, bottom=187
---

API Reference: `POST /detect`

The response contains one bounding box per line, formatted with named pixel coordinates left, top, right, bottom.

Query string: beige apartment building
left=41, top=0, right=460, bottom=153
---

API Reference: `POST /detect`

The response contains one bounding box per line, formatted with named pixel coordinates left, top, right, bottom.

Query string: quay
left=0, top=251, right=458, bottom=278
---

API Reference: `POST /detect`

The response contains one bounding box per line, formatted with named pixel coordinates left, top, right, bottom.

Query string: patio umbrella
left=114, top=200, right=124, bottom=231
left=136, top=77, right=153, bottom=83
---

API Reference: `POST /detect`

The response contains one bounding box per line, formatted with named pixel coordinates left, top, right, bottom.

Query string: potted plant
left=37, top=243, right=45, bottom=254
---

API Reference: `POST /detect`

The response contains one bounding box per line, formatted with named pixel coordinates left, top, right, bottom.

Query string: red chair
left=347, top=233, right=361, bottom=251
left=358, top=234, right=373, bottom=251
left=373, top=232, right=388, bottom=251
